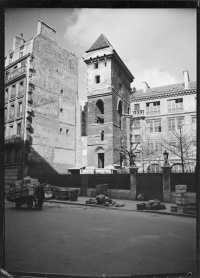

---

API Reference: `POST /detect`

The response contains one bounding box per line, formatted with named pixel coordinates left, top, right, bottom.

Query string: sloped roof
left=130, top=81, right=196, bottom=100
left=86, top=34, right=113, bottom=53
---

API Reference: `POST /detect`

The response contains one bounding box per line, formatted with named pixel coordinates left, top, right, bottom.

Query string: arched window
left=95, top=100, right=104, bottom=124
left=101, top=131, right=104, bottom=141
left=117, top=100, right=122, bottom=128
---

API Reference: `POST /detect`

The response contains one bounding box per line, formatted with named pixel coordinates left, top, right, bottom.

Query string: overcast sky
left=5, top=8, right=196, bottom=101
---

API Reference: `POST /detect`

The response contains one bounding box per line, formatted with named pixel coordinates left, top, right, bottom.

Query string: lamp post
left=130, top=152, right=136, bottom=167
left=163, top=150, right=170, bottom=166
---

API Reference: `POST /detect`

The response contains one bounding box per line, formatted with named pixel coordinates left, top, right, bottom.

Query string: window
left=9, top=125, right=14, bottom=136
left=95, top=100, right=104, bottom=124
left=148, top=143, right=154, bottom=152
left=60, top=128, right=62, bottom=133
left=133, top=120, right=140, bottom=129
left=147, top=121, right=153, bottom=133
left=10, top=104, right=15, bottom=119
left=154, top=119, right=161, bottom=132
left=98, top=153, right=104, bottom=168
left=95, top=75, right=100, bottom=84
left=155, top=143, right=162, bottom=152
left=17, top=102, right=23, bottom=117
left=101, top=131, right=104, bottom=141
left=5, top=88, right=8, bottom=101
left=94, top=62, right=98, bottom=69
left=192, top=117, right=196, bottom=130
left=146, top=101, right=160, bottom=114
left=117, top=100, right=122, bottom=128
left=9, top=54, right=13, bottom=63
left=61, top=90, right=63, bottom=94
left=4, top=107, right=7, bottom=120
left=20, top=46, right=24, bottom=58
left=60, top=108, right=63, bottom=113
left=11, top=85, right=16, bottom=98
left=168, top=118, right=175, bottom=131
left=134, top=104, right=140, bottom=111
left=134, top=135, right=140, bottom=143
left=17, top=123, right=21, bottom=135
left=177, top=117, right=184, bottom=130
left=119, top=83, right=122, bottom=92
left=19, top=81, right=24, bottom=93
left=168, top=98, right=183, bottom=112
left=66, top=129, right=69, bottom=134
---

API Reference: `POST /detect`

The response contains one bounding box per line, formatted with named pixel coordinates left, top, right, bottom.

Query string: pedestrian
left=35, top=183, right=45, bottom=210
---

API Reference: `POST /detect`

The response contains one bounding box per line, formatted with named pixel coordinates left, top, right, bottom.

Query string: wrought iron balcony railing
left=5, top=66, right=26, bottom=83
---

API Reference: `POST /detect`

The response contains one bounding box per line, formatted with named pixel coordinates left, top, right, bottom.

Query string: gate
left=137, top=173, right=163, bottom=201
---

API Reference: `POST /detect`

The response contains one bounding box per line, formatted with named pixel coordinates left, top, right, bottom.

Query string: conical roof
left=86, top=34, right=112, bottom=53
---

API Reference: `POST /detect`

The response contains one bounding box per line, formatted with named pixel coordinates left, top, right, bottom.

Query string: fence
left=38, top=175, right=82, bottom=188
left=87, top=174, right=130, bottom=190
left=137, top=173, right=163, bottom=201
left=170, top=173, right=196, bottom=192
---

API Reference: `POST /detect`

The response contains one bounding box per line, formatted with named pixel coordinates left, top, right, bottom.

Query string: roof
left=86, top=34, right=113, bottom=53
left=130, top=81, right=196, bottom=100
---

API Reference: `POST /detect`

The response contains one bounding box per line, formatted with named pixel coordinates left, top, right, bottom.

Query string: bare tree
left=161, top=116, right=193, bottom=173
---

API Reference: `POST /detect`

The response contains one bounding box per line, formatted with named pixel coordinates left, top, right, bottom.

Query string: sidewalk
left=45, top=196, right=196, bottom=218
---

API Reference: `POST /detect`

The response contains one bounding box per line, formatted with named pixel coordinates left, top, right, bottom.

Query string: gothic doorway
left=98, top=153, right=104, bottom=168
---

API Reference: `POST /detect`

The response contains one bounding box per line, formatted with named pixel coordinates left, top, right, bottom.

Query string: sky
left=5, top=8, right=196, bottom=102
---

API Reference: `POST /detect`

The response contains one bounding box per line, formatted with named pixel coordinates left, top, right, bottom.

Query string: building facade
left=4, top=20, right=78, bottom=183
left=83, top=34, right=134, bottom=169
left=130, top=71, right=197, bottom=172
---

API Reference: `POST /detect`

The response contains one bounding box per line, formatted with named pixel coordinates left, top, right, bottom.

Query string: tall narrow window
left=101, top=131, right=104, bottom=141
left=95, top=100, right=104, bottom=124
left=17, top=122, right=22, bottom=135
left=154, top=119, right=161, bottom=132
left=11, top=85, right=16, bottom=99
left=177, top=117, right=184, bottom=130
left=4, top=107, right=7, bottom=120
left=94, top=62, right=98, bottom=69
left=98, top=153, right=104, bottom=168
left=10, top=104, right=15, bottom=119
left=18, top=102, right=22, bottom=117
left=5, top=88, right=8, bottom=101
left=117, top=100, right=122, bottom=128
left=95, top=75, right=100, bottom=84
left=119, top=83, right=122, bottom=92
left=147, top=121, right=153, bottom=133
left=168, top=118, right=175, bottom=131
left=9, top=125, right=14, bottom=136
left=19, top=81, right=24, bottom=94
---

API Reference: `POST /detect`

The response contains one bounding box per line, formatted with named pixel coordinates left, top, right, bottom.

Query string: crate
left=171, top=206, right=177, bottom=212
left=137, top=203, right=146, bottom=210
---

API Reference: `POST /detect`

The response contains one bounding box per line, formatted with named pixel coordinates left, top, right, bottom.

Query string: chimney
left=37, top=19, right=56, bottom=41
left=142, top=82, right=150, bottom=93
left=183, top=70, right=190, bottom=89
left=13, top=35, right=25, bottom=51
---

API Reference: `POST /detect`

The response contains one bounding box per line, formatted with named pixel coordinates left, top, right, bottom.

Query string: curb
left=44, top=200, right=196, bottom=218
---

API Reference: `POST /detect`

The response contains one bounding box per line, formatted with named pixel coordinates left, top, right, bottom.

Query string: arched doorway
left=96, top=147, right=104, bottom=168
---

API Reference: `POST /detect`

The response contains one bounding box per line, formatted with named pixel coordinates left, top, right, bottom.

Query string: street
left=5, top=201, right=196, bottom=277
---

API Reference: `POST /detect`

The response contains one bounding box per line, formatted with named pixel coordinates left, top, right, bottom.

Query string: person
left=35, top=183, right=45, bottom=210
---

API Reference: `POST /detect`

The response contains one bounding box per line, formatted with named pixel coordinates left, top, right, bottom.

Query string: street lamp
left=130, top=152, right=136, bottom=167
left=163, top=150, right=169, bottom=166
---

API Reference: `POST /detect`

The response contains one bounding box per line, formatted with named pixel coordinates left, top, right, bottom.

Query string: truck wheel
left=27, top=199, right=33, bottom=208
left=16, top=202, right=21, bottom=209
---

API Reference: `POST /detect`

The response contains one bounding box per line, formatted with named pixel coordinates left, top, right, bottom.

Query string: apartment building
left=130, top=71, right=197, bottom=172
left=4, top=20, right=78, bottom=183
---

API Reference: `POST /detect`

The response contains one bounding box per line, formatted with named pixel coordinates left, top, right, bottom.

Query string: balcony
left=168, top=108, right=183, bottom=113
left=133, top=110, right=144, bottom=116
left=5, top=66, right=26, bottom=83
left=16, top=112, right=23, bottom=119
left=5, top=134, right=23, bottom=145
left=10, top=92, right=16, bottom=101
left=18, top=90, right=24, bottom=98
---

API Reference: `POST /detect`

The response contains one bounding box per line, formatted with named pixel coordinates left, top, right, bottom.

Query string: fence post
left=130, top=166, right=138, bottom=200
left=80, top=175, right=89, bottom=196
left=161, top=165, right=172, bottom=203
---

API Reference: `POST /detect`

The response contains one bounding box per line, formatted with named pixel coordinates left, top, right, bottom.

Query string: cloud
left=64, top=9, right=196, bottom=100
left=133, top=68, right=178, bottom=89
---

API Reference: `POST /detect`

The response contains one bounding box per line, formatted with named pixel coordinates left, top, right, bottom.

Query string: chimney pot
left=142, top=82, right=150, bottom=93
left=183, top=70, right=190, bottom=89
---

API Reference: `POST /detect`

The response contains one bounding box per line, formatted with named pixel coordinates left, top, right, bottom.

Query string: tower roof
left=86, top=34, right=113, bottom=53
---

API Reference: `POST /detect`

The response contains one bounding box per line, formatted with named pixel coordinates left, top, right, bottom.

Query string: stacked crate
left=174, top=185, right=188, bottom=213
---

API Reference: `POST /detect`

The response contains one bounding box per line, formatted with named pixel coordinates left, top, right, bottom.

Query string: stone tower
left=83, top=34, right=134, bottom=169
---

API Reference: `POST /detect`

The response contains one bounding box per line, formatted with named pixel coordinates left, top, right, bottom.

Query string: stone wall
left=28, top=26, right=78, bottom=175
